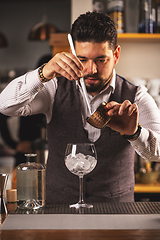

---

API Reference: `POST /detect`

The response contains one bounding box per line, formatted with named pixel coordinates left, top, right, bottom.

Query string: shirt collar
left=110, top=68, right=116, bottom=93
left=76, top=68, right=116, bottom=95
left=100, top=68, right=116, bottom=95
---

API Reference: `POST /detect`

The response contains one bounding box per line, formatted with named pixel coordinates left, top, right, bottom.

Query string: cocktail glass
left=65, top=143, right=97, bottom=208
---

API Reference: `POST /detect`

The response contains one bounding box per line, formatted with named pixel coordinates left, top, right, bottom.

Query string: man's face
left=75, top=41, right=120, bottom=96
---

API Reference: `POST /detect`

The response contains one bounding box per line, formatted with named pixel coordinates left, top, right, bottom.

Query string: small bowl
left=87, top=102, right=111, bottom=129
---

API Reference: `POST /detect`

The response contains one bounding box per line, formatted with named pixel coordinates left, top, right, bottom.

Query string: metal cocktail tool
left=68, top=34, right=92, bottom=115
left=0, top=173, right=8, bottom=214
left=87, top=101, right=111, bottom=129
left=68, top=34, right=111, bottom=129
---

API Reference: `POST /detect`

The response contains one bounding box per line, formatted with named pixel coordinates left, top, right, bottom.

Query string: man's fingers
left=43, top=52, right=83, bottom=81
left=106, top=101, right=138, bottom=117
left=118, top=100, right=132, bottom=115
left=127, top=103, right=138, bottom=116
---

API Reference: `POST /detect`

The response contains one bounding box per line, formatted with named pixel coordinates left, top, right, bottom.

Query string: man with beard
left=0, top=12, right=160, bottom=204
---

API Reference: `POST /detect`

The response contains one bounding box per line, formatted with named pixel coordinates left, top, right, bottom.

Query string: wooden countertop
left=1, top=229, right=160, bottom=240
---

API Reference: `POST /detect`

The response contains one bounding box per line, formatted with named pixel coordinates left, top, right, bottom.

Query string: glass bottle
left=17, top=153, right=46, bottom=210
left=93, top=0, right=106, bottom=12
left=152, top=0, right=157, bottom=32
left=139, top=0, right=154, bottom=33
left=106, top=0, right=124, bottom=33
left=124, top=0, right=139, bottom=33
left=156, top=0, right=160, bottom=32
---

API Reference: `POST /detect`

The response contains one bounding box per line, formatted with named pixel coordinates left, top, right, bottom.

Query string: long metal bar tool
left=68, top=34, right=92, bottom=115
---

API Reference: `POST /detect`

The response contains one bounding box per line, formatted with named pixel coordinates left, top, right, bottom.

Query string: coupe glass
left=65, top=143, right=97, bottom=208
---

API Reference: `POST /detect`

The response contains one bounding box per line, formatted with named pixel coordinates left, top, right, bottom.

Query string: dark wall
left=0, top=0, right=71, bottom=71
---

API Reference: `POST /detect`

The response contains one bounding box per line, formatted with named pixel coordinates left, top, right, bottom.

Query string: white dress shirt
left=0, top=68, right=160, bottom=161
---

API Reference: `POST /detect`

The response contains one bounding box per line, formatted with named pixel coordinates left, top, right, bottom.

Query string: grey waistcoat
left=46, top=75, right=137, bottom=204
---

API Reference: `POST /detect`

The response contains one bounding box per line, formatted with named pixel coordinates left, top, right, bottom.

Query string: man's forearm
left=0, top=69, right=44, bottom=116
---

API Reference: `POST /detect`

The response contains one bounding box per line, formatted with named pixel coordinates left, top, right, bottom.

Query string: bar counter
left=1, top=202, right=160, bottom=240
left=1, top=229, right=160, bottom=240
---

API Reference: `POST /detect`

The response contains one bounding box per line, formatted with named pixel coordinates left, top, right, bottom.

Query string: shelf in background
left=118, top=33, right=160, bottom=42
left=50, top=33, right=160, bottom=47
left=49, top=33, right=160, bottom=55
left=134, top=183, right=160, bottom=193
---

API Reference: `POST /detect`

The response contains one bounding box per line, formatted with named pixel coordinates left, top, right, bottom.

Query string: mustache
left=84, top=74, right=102, bottom=81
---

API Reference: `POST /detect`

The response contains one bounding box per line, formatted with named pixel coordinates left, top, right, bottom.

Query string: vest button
left=85, top=177, right=93, bottom=182
left=85, top=193, right=91, bottom=198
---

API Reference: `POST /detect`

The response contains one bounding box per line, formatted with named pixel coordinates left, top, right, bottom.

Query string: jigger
left=87, top=102, right=111, bottom=129
left=0, top=173, right=8, bottom=214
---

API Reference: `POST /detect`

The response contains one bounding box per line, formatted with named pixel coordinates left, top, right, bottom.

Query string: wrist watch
left=38, top=63, right=50, bottom=83
left=121, top=124, right=142, bottom=140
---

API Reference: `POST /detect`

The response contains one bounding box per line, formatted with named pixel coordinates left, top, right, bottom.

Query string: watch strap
left=121, top=124, right=142, bottom=140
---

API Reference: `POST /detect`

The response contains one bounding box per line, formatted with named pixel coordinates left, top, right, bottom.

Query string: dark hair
left=71, top=11, right=117, bottom=51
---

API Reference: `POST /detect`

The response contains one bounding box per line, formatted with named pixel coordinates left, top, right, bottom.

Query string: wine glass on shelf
left=65, top=143, right=97, bottom=209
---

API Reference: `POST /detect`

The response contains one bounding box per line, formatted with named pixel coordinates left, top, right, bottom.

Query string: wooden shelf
left=49, top=33, right=160, bottom=55
left=134, top=183, right=160, bottom=193
left=50, top=33, right=68, bottom=47
left=50, top=33, right=160, bottom=46
left=49, top=33, right=69, bottom=55
left=118, top=33, right=160, bottom=42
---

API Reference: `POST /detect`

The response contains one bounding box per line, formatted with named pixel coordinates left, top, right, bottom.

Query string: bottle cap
left=6, top=189, right=17, bottom=202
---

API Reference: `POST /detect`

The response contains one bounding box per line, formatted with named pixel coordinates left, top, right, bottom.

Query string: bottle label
left=106, top=0, right=124, bottom=12
left=144, top=1, right=148, bottom=12
left=93, top=1, right=105, bottom=12
left=109, top=12, right=123, bottom=33
left=152, top=8, right=156, bottom=22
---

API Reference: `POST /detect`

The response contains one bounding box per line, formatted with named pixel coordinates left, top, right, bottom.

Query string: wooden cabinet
left=50, top=33, right=69, bottom=56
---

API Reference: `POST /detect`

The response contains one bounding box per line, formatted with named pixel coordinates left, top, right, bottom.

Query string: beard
left=84, top=72, right=113, bottom=94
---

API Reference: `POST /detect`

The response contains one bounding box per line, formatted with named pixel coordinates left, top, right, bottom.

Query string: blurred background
left=0, top=0, right=71, bottom=71
left=0, top=0, right=160, bottom=202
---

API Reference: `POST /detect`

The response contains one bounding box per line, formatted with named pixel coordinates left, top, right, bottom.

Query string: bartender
left=0, top=11, right=160, bottom=204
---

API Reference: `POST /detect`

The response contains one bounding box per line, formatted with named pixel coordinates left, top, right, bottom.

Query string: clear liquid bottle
left=106, top=0, right=124, bottom=33
left=17, top=153, right=46, bottom=210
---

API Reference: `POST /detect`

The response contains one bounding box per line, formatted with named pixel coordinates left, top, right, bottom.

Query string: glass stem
left=78, top=176, right=85, bottom=204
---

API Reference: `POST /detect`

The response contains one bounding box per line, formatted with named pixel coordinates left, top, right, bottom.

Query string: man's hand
left=105, top=100, right=139, bottom=136
left=42, top=52, right=83, bottom=81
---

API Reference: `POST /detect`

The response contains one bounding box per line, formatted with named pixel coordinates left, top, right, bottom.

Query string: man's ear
left=114, top=45, right=121, bottom=65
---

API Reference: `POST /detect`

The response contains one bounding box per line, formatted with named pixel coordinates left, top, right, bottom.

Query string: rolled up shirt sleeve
left=0, top=69, right=57, bottom=123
